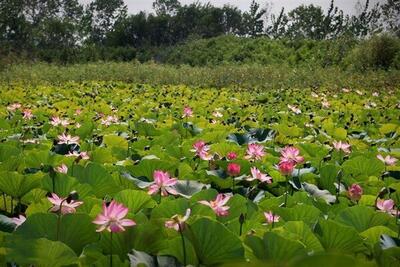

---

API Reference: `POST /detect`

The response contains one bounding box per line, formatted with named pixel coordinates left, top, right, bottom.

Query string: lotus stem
left=110, top=231, right=113, bottom=267
left=284, top=175, right=289, bottom=207
left=178, top=224, right=187, bottom=266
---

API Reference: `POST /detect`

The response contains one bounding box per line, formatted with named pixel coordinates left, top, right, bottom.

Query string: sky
left=79, top=0, right=381, bottom=15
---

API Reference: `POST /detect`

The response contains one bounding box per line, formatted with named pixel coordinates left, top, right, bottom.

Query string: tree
left=347, top=0, right=381, bottom=37
left=152, top=0, right=180, bottom=16
left=242, top=0, right=266, bottom=37
left=380, top=0, right=400, bottom=36
left=84, top=0, right=127, bottom=45
left=285, top=4, right=326, bottom=39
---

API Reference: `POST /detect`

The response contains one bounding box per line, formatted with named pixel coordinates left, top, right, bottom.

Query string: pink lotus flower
left=57, top=133, right=80, bottom=145
left=278, top=161, right=295, bottom=176
left=377, top=154, right=397, bottom=166
left=280, top=146, right=304, bottom=165
left=376, top=199, right=397, bottom=216
left=227, top=152, right=238, bottom=160
left=198, top=193, right=231, bottom=216
left=321, top=100, right=330, bottom=108
left=342, top=88, right=350, bottom=93
left=7, top=103, right=21, bottom=112
left=93, top=201, right=136, bottom=232
left=47, top=193, right=83, bottom=214
left=148, top=170, right=178, bottom=196
left=182, top=106, right=193, bottom=118
left=212, top=111, right=223, bottom=118
left=347, top=184, right=363, bottom=201
left=227, top=163, right=241, bottom=176
left=288, top=104, right=301, bottom=114
left=264, top=211, right=280, bottom=224
left=245, top=143, right=266, bottom=161
left=247, top=167, right=272, bottom=184
left=55, top=164, right=68, bottom=174
left=372, top=92, right=379, bottom=97
left=191, top=140, right=212, bottom=160
left=23, top=109, right=33, bottom=120
left=11, top=215, right=26, bottom=228
left=50, top=116, right=69, bottom=127
left=356, top=90, right=363, bottom=96
left=75, top=109, right=82, bottom=115
left=165, top=208, right=191, bottom=231
left=100, top=115, right=119, bottom=126
left=66, top=151, right=89, bottom=159
left=332, top=141, right=351, bottom=154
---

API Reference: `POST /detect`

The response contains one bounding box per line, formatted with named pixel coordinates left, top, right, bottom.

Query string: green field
left=0, top=80, right=399, bottom=266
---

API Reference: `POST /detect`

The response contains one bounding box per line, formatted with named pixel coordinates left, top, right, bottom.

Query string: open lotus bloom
left=247, top=167, right=272, bottom=184
left=57, top=133, right=80, bottom=145
left=182, top=106, right=193, bottom=118
left=191, top=140, right=213, bottom=160
left=377, top=154, right=398, bottom=166
left=47, top=193, right=83, bottom=215
left=264, top=211, right=280, bottom=224
left=332, top=140, right=351, bottom=154
left=165, top=208, right=191, bottom=231
left=7, top=103, right=21, bottom=112
left=280, top=146, right=304, bottom=165
left=245, top=143, right=265, bottom=161
left=376, top=199, right=397, bottom=216
left=55, top=164, right=68, bottom=174
left=93, top=200, right=136, bottom=232
left=50, top=116, right=69, bottom=127
left=148, top=170, right=178, bottom=196
left=22, top=109, right=33, bottom=120
left=198, top=193, right=231, bottom=216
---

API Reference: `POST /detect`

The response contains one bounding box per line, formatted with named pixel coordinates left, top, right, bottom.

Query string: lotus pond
left=0, top=82, right=399, bottom=267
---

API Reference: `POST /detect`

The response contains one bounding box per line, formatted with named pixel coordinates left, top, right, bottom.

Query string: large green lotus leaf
left=0, top=171, right=42, bottom=198
left=342, top=156, right=384, bottom=178
left=0, top=144, right=20, bottom=162
left=319, top=164, right=340, bottom=194
left=126, top=159, right=176, bottom=180
left=151, top=198, right=190, bottom=219
left=186, top=217, right=244, bottom=265
left=135, top=121, right=160, bottom=136
left=113, top=189, right=156, bottom=214
left=291, top=253, right=378, bottom=267
left=245, top=232, right=307, bottom=262
left=277, top=205, right=321, bottom=226
left=41, top=173, right=93, bottom=198
left=361, top=226, right=397, bottom=244
left=98, top=221, right=166, bottom=258
left=13, top=213, right=97, bottom=254
left=75, top=120, right=94, bottom=139
left=91, top=147, right=117, bottom=163
left=23, top=150, right=54, bottom=168
left=72, top=162, right=120, bottom=197
left=336, top=206, right=394, bottom=232
left=276, top=221, right=324, bottom=253
left=158, top=236, right=199, bottom=266
left=6, top=237, right=78, bottom=267
left=315, top=220, right=367, bottom=254
left=103, top=135, right=129, bottom=150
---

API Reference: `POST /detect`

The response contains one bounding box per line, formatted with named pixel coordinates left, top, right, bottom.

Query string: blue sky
left=80, top=0, right=381, bottom=15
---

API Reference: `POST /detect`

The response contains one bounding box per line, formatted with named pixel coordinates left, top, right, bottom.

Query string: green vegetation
left=1, top=62, right=399, bottom=90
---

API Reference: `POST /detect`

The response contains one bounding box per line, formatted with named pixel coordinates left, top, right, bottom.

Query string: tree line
left=0, top=0, right=398, bottom=61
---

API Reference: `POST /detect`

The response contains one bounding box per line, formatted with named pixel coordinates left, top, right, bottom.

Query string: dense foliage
left=0, top=0, right=399, bottom=65
left=0, top=82, right=399, bottom=266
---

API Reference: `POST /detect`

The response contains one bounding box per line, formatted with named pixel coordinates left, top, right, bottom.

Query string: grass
left=1, top=62, right=399, bottom=90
